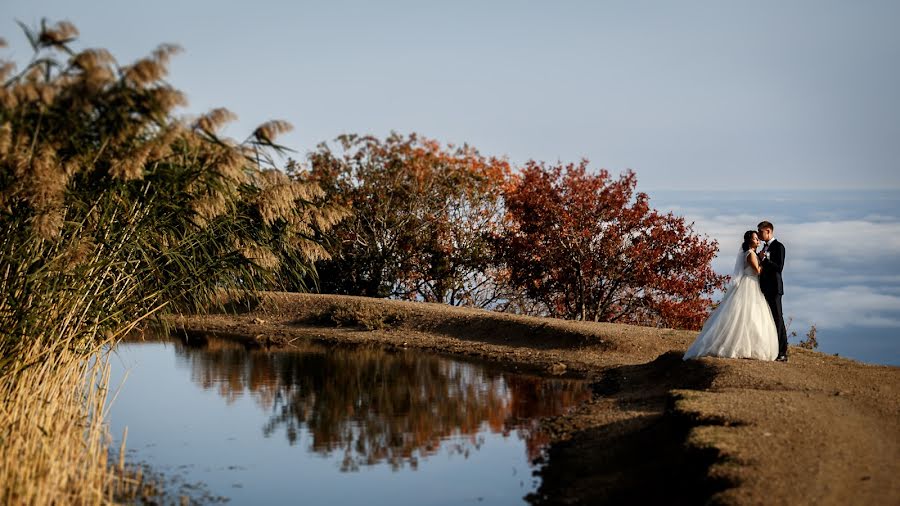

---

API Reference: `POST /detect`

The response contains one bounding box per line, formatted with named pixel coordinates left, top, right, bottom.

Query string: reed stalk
left=0, top=18, right=344, bottom=503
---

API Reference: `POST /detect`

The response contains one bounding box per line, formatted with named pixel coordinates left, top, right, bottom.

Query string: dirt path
left=168, top=292, right=900, bottom=505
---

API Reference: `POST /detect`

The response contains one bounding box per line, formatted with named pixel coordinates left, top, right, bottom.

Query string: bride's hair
left=741, top=230, right=757, bottom=251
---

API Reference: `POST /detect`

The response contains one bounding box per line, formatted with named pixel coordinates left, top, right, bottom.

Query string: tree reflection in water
left=174, top=337, right=590, bottom=472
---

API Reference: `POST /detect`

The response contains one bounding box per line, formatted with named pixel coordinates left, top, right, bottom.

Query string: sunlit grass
left=0, top=18, right=343, bottom=503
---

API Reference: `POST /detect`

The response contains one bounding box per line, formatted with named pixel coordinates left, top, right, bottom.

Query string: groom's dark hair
left=757, top=220, right=774, bottom=231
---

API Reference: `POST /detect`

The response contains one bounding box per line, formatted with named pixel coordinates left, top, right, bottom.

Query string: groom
left=758, top=221, right=788, bottom=362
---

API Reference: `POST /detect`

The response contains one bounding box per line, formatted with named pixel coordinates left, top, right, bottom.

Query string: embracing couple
left=684, top=221, right=788, bottom=362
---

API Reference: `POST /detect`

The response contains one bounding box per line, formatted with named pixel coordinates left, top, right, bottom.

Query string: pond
left=107, top=335, right=592, bottom=505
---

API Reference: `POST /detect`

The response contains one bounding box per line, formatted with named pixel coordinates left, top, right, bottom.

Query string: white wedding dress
left=684, top=249, right=779, bottom=361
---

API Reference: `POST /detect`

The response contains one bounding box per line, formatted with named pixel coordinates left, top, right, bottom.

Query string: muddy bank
left=168, top=292, right=900, bottom=505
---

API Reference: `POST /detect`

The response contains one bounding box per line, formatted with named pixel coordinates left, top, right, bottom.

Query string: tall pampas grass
left=0, top=18, right=345, bottom=503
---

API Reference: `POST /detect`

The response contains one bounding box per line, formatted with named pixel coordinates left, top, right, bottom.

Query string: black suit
left=759, top=239, right=787, bottom=357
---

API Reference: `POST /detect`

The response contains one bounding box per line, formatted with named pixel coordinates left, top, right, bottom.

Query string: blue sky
left=5, top=1, right=899, bottom=190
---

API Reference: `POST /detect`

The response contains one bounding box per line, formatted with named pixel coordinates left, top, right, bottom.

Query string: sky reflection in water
left=107, top=337, right=590, bottom=505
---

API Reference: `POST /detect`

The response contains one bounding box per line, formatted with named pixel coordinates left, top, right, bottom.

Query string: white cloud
left=786, top=285, right=900, bottom=329
left=677, top=213, right=900, bottom=333
left=681, top=216, right=900, bottom=285
left=781, top=221, right=900, bottom=261
left=861, top=214, right=899, bottom=223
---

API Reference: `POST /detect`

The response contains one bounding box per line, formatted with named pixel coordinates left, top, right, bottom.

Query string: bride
left=684, top=230, right=779, bottom=361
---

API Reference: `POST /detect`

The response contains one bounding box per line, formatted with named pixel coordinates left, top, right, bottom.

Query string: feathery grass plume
left=148, top=85, right=187, bottom=114
left=32, top=207, right=64, bottom=239
left=0, top=122, right=10, bottom=156
left=312, top=201, right=350, bottom=230
left=191, top=192, right=229, bottom=224
left=194, top=107, right=237, bottom=134
left=253, top=120, right=293, bottom=144
left=70, top=47, right=116, bottom=71
left=0, top=61, right=14, bottom=81
left=240, top=244, right=280, bottom=270
left=145, top=123, right=183, bottom=160
left=288, top=235, right=331, bottom=263
left=27, top=145, right=72, bottom=228
left=122, top=44, right=180, bottom=86
left=9, top=136, right=30, bottom=177
left=151, top=43, right=182, bottom=66
left=80, top=62, right=116, bottom=91
left=109, top=142, right=156, bottom=180
left=56, top=238, right=96, bottom=270
left=210, top=143, right=248, bottom=183
left=37, top=82, right=56, bottom=105
left=14, top=80, right=40, bottom=102
left=255, top=168, right=303, bottom=226
left=122, top=58, right=166, bottom=86
left=0, top=88, right=15, bottom=109
left=24, top=63, right=44, bottom=83
left=38, top=19, right=79, bottom=46
left=1, top=19, right=342, bottom=503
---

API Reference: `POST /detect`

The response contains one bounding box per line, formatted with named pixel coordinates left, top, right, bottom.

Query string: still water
left=107, top=336, right=591, bottom=505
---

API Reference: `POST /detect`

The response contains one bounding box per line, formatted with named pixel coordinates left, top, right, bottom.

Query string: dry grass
left=0, top=339, right=112, bottom=504
left=0, top=332, right=169, bottom=505
left=302, top=300, right=406, bottom=330
left=0, top=18, right=341, bottom=504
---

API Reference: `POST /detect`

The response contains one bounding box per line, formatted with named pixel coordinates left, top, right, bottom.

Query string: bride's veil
left=729, top=248, right=750, bottom=289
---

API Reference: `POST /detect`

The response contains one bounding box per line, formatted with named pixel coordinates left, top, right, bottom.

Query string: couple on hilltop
left=685, top=221, right=789, bottom=362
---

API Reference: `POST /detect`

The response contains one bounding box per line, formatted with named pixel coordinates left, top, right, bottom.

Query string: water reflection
left=173, top=337, right=590, bottom=472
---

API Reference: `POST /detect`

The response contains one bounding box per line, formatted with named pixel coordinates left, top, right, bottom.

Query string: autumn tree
left=496, top=160, right=725, bottom=329
left=301, top=133, right=510, bottom=306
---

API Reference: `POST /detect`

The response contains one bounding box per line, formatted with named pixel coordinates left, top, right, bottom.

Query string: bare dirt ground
left=167, top=292, right=900, bottom=505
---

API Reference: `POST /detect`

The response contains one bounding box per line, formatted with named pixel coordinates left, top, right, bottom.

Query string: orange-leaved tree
left=302, top=132, right=510, bottom=306
left=496, top=160, right=725, bottom=329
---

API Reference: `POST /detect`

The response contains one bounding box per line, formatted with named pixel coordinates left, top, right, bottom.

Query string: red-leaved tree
left=496, top=160, right=726, bottom=329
